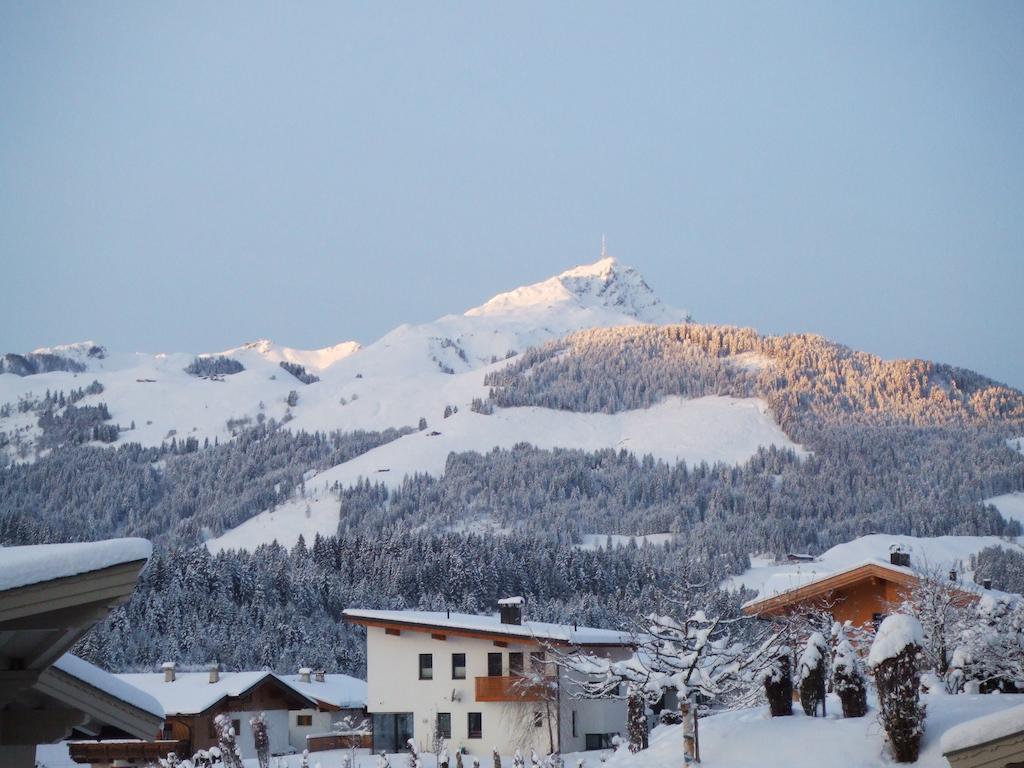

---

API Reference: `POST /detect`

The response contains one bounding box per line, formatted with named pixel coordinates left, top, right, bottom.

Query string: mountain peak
left=466, top=256, right=687, bottom=325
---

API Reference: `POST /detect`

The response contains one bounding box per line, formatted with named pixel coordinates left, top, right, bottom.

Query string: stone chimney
left=949, top=569, right=958, bottom=582
left=314, top=670, right=325, bottom=683
left=162, top=661, right=176, bottom=683
left=983, top=578, right=993, bottom=590
left=299, top=667, right=312, bottom=684
left=498, top=596, right=525, bottom=625
left=208, top=663, right=220, bottom=684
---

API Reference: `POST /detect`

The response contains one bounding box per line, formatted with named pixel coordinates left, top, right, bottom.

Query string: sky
left=2, top=2, right=1023, bottom=388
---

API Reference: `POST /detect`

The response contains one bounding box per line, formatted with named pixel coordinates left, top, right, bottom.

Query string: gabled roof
left=741, top=558, right=921, bottom=615
left=343, top=608, right=633, bottom=646
left=114, top=671, right=318, bottom=716
left=0, top=538, right=151, bottom=592
left=279, top=674, right=367, bottom=710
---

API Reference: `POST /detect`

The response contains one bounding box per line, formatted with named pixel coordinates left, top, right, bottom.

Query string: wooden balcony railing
left=475, top=675, right=556, bottom=702
left=68, top=740, right=188, bottom=764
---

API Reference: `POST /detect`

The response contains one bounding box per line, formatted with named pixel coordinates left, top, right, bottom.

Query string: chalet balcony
left=475, top=675, right=556, bottom=702
left=68, top=739, right=189, bottom=764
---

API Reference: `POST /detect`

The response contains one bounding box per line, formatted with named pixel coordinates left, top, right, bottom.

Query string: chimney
left=208, top=663, right=220, bottom=684
left=983, top=578, right=993, bottom=590
left=949, top=569, right=958, bottom=582
left=162, top=662, right=176, bottom=683
left=498, top=596, right=524, bottom=625
left=889, top=545, right=910, bottom=568
left=299, top=667, right=312, bottom=684
left=314, top=670, right=325, bottom=683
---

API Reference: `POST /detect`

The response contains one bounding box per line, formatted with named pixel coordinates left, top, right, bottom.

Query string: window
left=530, top=650, right=547, bottom=672
left=162, top=723, right=174, bottom=739
left=452, top=653, right=466, bottom=680
left=571, top=710, right=577, bottom=738
left=872, top=612, right=887, bottom=631
left=386, top=627, right=401, bottom=636
left=585, top=734, right=615, bottom=750
left=419, top=653, right=434, bottom=680
left=487, top=652, right=502, bottom=677
left=436, top=712, right=451, bottom=739
left=232, top=719, right=241, bottom=736
left=533, top=711, right=543, bottom=728
left=509, top=652, right=524, bottom=676
left=467, top=712, right=482, bottom=739
left=297, top=714, right=313, bottom=727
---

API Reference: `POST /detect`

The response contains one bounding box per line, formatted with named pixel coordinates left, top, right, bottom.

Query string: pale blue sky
left=2, top=2, right=1022, bottom=387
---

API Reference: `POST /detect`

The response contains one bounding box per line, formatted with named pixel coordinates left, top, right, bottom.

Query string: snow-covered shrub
left=408, top=739, right=421, bottom=768
left=954, top=593, right=1024, bottom=693
left=213, top=714, right=243, bottom=768
left=831, top=622, right=867, bottom=718
left=626, top=686, right=648, bottom=752
left=761, top=647, right=792, bottom=717
left=868, top=614, right=926, bottom=763
left=797, top=632, right=828, bottom=717
left=250, top=712, right=270, bottom=768
left=492, top=748, right=501, bottom=768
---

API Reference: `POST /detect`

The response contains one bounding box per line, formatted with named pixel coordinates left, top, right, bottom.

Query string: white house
left=344, top=598, right=632, bottom=755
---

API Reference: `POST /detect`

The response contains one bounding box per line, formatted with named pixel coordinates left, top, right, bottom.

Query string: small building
left=115, top=667, right=319, bottom=759
left=0, top=538, right=166, bottom=768
left=279, top=668, right=369, bottom=751
left=742, top=549, right=978, bottom=630
left=344, top=597, right=633, bottom=755
left=941, top=701, right=1024, bottom=767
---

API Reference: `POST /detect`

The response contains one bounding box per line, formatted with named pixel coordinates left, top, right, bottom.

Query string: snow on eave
left=53, top=654, right=164, bottom=719
left=342, top=608, right=633, bottom=646
left=741, top=558, right=919, bottom=611
left=0, top=538, right=152, bottom=592
left=941, top=701, right=1024, bottom=755
left=279, top=673, right=367, bottom=709
left=114, top=670, right=318, bottom=716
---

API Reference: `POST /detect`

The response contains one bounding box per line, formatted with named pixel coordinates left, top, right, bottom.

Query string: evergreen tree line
left=0, top=422, right=411, bottom=545
left=74, top=529, right=726, bottom=676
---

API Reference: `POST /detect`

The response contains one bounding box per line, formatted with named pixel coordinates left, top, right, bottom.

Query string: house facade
left=344, top=599, right=632, bottom=755
left=742, top=549, right=979, bottom=629
left=280, top=669, right=370, bottom=751
left=115, top=667, right=319, bottom=759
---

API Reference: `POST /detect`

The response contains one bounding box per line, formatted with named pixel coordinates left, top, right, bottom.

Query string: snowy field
left=721, top=533, right=1024, bottom=601
left=209, top=395, right=799, bottom=552
left=986, top=491, right=1024, bottom=526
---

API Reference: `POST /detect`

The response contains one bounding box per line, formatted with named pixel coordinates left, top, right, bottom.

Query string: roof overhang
left=343, top=613, right=631, bottom=648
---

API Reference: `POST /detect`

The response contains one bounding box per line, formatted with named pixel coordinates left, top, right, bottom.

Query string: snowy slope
left=722, top=533, right=1024, bottom=601
left=209, top=395, right=800, bottom=552
left=987, top=491, right=1024, bottom=526
left=0, top=257, right=689, bottom=455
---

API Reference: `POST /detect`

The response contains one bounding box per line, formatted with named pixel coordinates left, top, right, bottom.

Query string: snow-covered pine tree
left=251, top=712, right=270, bottom=768
left=626, top=685, right=648, bottom=752
left=797, top=632, right=829, bottom=717
left=761, top=648, right=792, bottom=717
left=831, top=622, right=867, bottom=717
left=869, top=615, right=927, bottom=763
left=213, top=713, right=243, bottom=768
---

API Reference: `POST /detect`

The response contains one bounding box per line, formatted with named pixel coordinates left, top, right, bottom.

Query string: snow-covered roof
left=728, top=534, right=1018, bottom=607
left=941, top=701, right=1024, bottom=754
left=742, top=557, right=915, bottom=610
left=498, top=596, right=525, bottom=606
left=279, top=673, right=367, bottom=709
left=343, top=608, right=633, bottom=645
left=0, top=538, right=152, bottom=592
left=114, top=670, right=316, bottom=715
left=54, top=654, right=164, bottom=719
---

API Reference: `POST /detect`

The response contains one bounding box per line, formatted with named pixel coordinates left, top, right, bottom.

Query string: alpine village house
left=344, top=597, right=633, bottom=754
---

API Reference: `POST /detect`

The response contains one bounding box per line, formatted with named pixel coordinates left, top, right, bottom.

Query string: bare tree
left=897, top=559, right=975, bottom=676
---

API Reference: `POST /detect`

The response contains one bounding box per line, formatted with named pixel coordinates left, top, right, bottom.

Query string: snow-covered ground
left=721, top=533, right=1024, bottom=601
left=986, top=491, right=1024, bottom=526
left=597, top=693, right=1024, bottom=768
left=209, top=395, right=798, bottom=552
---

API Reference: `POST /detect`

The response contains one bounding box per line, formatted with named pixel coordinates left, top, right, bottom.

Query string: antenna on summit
left=600, top=234, right=607, bottom=258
